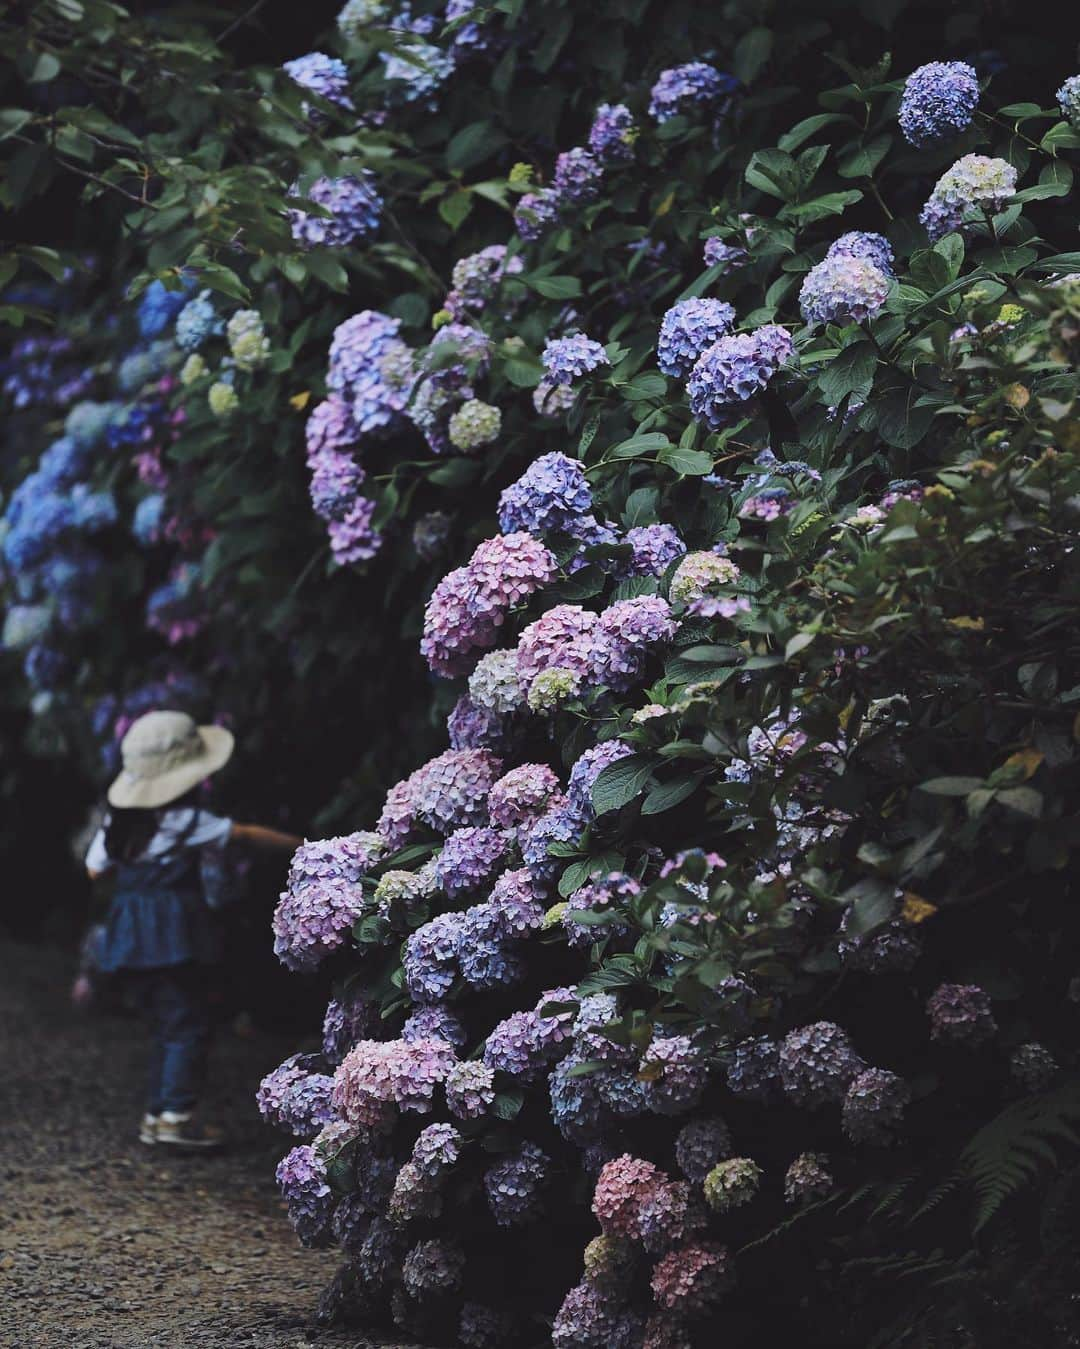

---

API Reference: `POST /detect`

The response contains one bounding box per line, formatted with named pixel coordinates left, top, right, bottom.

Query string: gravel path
left=0, top=940, right=409, bottom=1349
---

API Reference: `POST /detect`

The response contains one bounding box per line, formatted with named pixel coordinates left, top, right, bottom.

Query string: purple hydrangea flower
left=435, top=825, right=508, bottom=898
left=688, top=324, right=794, bottom=428
left=403, top=1003, right=467, bottom=1050
left=640, top=1035, right=707, bottom=1116
left=484, top=1142, right=550, bottom=1225
left=899, top=61, right=980, bottom=147
left=926, top=982, right=997, bottom=1045
left=305, top=396, right=360, bottom=460
left=288, top=174, right=382, bottom=249
left=589, top=103, right=636, bottom=164
left=549, top=1053, right=607, bottom=1143
left=649, top=62, right=738, bottom=123
left=521, top=800, right=586, bottom=882
left=404, top=912, right=464, bottom=1003
left=703, top=237, right=749, bottom=270
left=617, top=523, right=687, bottom=579
left=826, top=231, right=895, bottom=277
left=1010, top=1042, right=1059, bottom=1092
left=458, top=902, right=524, bottom=990
left=488, top=866, right=546, bottom=934
left=779, top=1021, right=865, bottom=1108
left=842, top=1067, right=910, bottom=1144
left=516, top=605, right=598, bottom=688
left=533, top=379, right=577, bottom=417
left=541, top=334, right=610, bottom=387
left=498, top=451, right=593, bottom=536
left=657, top=298, right=736, bottom=378
left=412, top=747, right=503, bottom=834
left=676, top=1117, right=733, bottom=1182
left=276, top=1144, right=334, bottom=1246
left=413, top=510, right=452, bottom=561
left=800, top=255, right=890, bottom=326
left=257, top=1053, right=336, bottom=1137
left=562, top=872, right=638, bottom=949
left=447, top=693, right=507, bottom=751
left=402, top=1238, right=465, bottom=1297
left=586, top=595, right=678, bottom=691
left=272, top=832, right=384, bottom=972
left=488, top=764, right=562, bottom=831
left=553, top=147, right=604, bottom=205
left=514, top=189, right=560, bottom=242
left=459, top=1303, right=512, bottom=1349
left=333, top=1037, right=457, bottom=1124
left=327, top=495, right=380, bottom=566
left=410, top=1122, right=463, bottom=1179
left=308, top=448, right=365, bottom=522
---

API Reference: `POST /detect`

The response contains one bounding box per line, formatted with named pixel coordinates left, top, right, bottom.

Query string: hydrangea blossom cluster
left=484, top=1141, right=550, bottom=1225
left=919, top=155, right=1018, bottom=241
left=826, top=231, right=895, bottom=277
left=272, top=832, right=383, bottom=971
left=1058, top=75, right=1080, bottom=129
left=275, top=1145, right=333, bottom=1247
left=333, top=1037, right=457, bottom=1125
left=779, top=1022, right=865, bottom=1108
left=669, top=550, right=744, bottom=619
left=926, top=982, right=997, bottom=1045
left=799, top=254, right=891, bottom=326
left=257, top=1054, right=336, bottom=1137
left=541, top=335, right=611, bottom=387
left=841, top=1067, right=911, bottom=1144
left=657, top=299, right=735, bottom=378
left=618, top=524, right=686, bottom=579
left=784, top=1152, right=834, bottom=1204
left=282, top=51, right=354, bottom=115
left=589, top=103, right=636, bottom=163
left=448, top=398, right=501, bottom=451
left=687, top=324, right=794, bottom=428
left=288, top=173, right=382, bottom=249
left=648, top=63, right=738, bottom=123
left=898, top=61, right=980, bottom=147
left=420, top=533, right=556, bottom=676
left=498, top=452, right=594, bottom=537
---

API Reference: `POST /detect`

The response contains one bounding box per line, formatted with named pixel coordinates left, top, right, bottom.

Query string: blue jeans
left=135, top=965, right=213, bottom=1115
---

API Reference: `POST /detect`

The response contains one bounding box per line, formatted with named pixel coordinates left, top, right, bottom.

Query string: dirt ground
left=0, top=940, right=410, bottom=1349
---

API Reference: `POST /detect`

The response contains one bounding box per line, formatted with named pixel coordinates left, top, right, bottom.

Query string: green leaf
left=733, top=27, right=772, bottom=84
left=492, top=1088, right=524, bottom=1121
left=837, top=135, right=891, bottom=180
left=784, top=631, right=815, bottom=660
left=780, top=189, right=863, bottom=224
left=641, top=775, right=702, bottom=816
left=591, top=754, right=654, bottom=814
left=745, top=148, right=798, bottom=201
left=778, top=114, right=850, bottom=152
left=816, top=340, right=876, bottom=405
left=438, top=189, right=474, bottom=230
left=997, top=786, right=1042, bottom=818
left=658, top=444, right=713, bottom=475
left=529, top=274, right=582, bottom=300
left=446, top=120, right=509, bottom=172
left=919, top=776, right=984, bottom=796
left=28, top=52, right=62, bottom=83
left=605, top=431, right=671, bottom=461
left=619, top=371, right=668, bottom=401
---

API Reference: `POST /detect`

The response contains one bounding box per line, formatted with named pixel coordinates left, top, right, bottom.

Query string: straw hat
left=108, top=710, right=234, bottom=809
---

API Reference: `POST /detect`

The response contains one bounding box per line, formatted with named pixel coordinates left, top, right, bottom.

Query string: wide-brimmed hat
left=107, top=710, right=234, bottom=810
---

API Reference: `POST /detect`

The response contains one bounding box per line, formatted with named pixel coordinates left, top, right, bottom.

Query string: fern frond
left=960, top=1082, right=1080, bottom=1233
left=910, top=1169, right=961, bottom=1224
left=870, top=1170, right=917, bottom=1222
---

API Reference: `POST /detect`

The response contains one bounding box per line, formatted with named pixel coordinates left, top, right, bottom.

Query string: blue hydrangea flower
left=175, top=290, right=224, bottom=351
left=498, top=452, right=593, bottom=536
left=382, top=39, right=454, bottom=104
left=65, top=399, right=120, bottom=448
left=289, top=174, right=382, bottom=249
left=282, top=52, right=354, bottom=115
left=618, top=523, right=686, bottom=578
left=919, top=154, right=1018, bottom=241
left=657, top=298, right=736, bottom=378
left=541, top=334, right=610, bottom=386
left=37, top=436, right=89, bottom=486
left=514, top=189, right=561, bottom=242
left=1057, top=75, right=1080, bottom=130
left=136, top=278, right=194, bottom=338
left=825, top=231, right=895, bottom=277
left=899, top=61, right=980, bottom=147
left=687, top=324, right=794, bottom=428
left=799, top=255, right=890, bottom=326
left=703, top=237, right=749, bottom=270
left=589, top=104, right=636, bottom=164
left=649, top=63, right=738, bottom=123
left=552, top=148, right=603, bottom=205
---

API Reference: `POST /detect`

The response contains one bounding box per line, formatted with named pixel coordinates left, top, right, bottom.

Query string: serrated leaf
left=658, top=444, right=713, bottom=475
left=641, top=775, right=702, bottom=816
left=591, top=754, right=654, bottom=814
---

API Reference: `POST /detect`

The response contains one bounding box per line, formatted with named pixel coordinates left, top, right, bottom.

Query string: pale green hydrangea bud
left=448, top=399, right=501, bottom=452
left=180, top=353, right=207, bottom=385
left=208, top=381, right=239, bottom=416
left=631, top=704, right=669, bottom=724
left=582, top=1235, right=636, bottom=1293
left=703, top=1157, right=762, bottom=1213
left=226, top=308, right=270, bottom=370
left=527, top=666, right=581, bottom=713
left=542, top=902, right=568, bottom=930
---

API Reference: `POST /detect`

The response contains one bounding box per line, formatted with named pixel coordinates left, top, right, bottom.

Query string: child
left=85, top=708, right=301, bottom=1150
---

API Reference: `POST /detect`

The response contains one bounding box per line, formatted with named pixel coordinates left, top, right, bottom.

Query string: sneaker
left=156, top=1111, right=226, bottom=1151
left=138, top=1113, right=160, bottom=1145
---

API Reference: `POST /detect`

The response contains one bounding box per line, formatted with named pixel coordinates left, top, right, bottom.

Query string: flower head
left=289, top=174, right=382, bottom=249
left=899, top=61, right=979, bottom=147
left=926, top=982, right=997, bottom=1045
left=688, top=324, right=793, bottom=428
left=920, top=155, right=1018, bottom=241
left=658, top=299, right=735, bottom=378
left=649, top=63, right=737, bottom=123
left=589, top=103, right=636, bottom=164
left=800, top=255, right=890, bottom=326
left=541, top=334, right=610, bottom=387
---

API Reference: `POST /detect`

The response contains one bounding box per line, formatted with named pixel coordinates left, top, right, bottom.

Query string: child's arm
left=230, top=822, right=304, bottom=853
